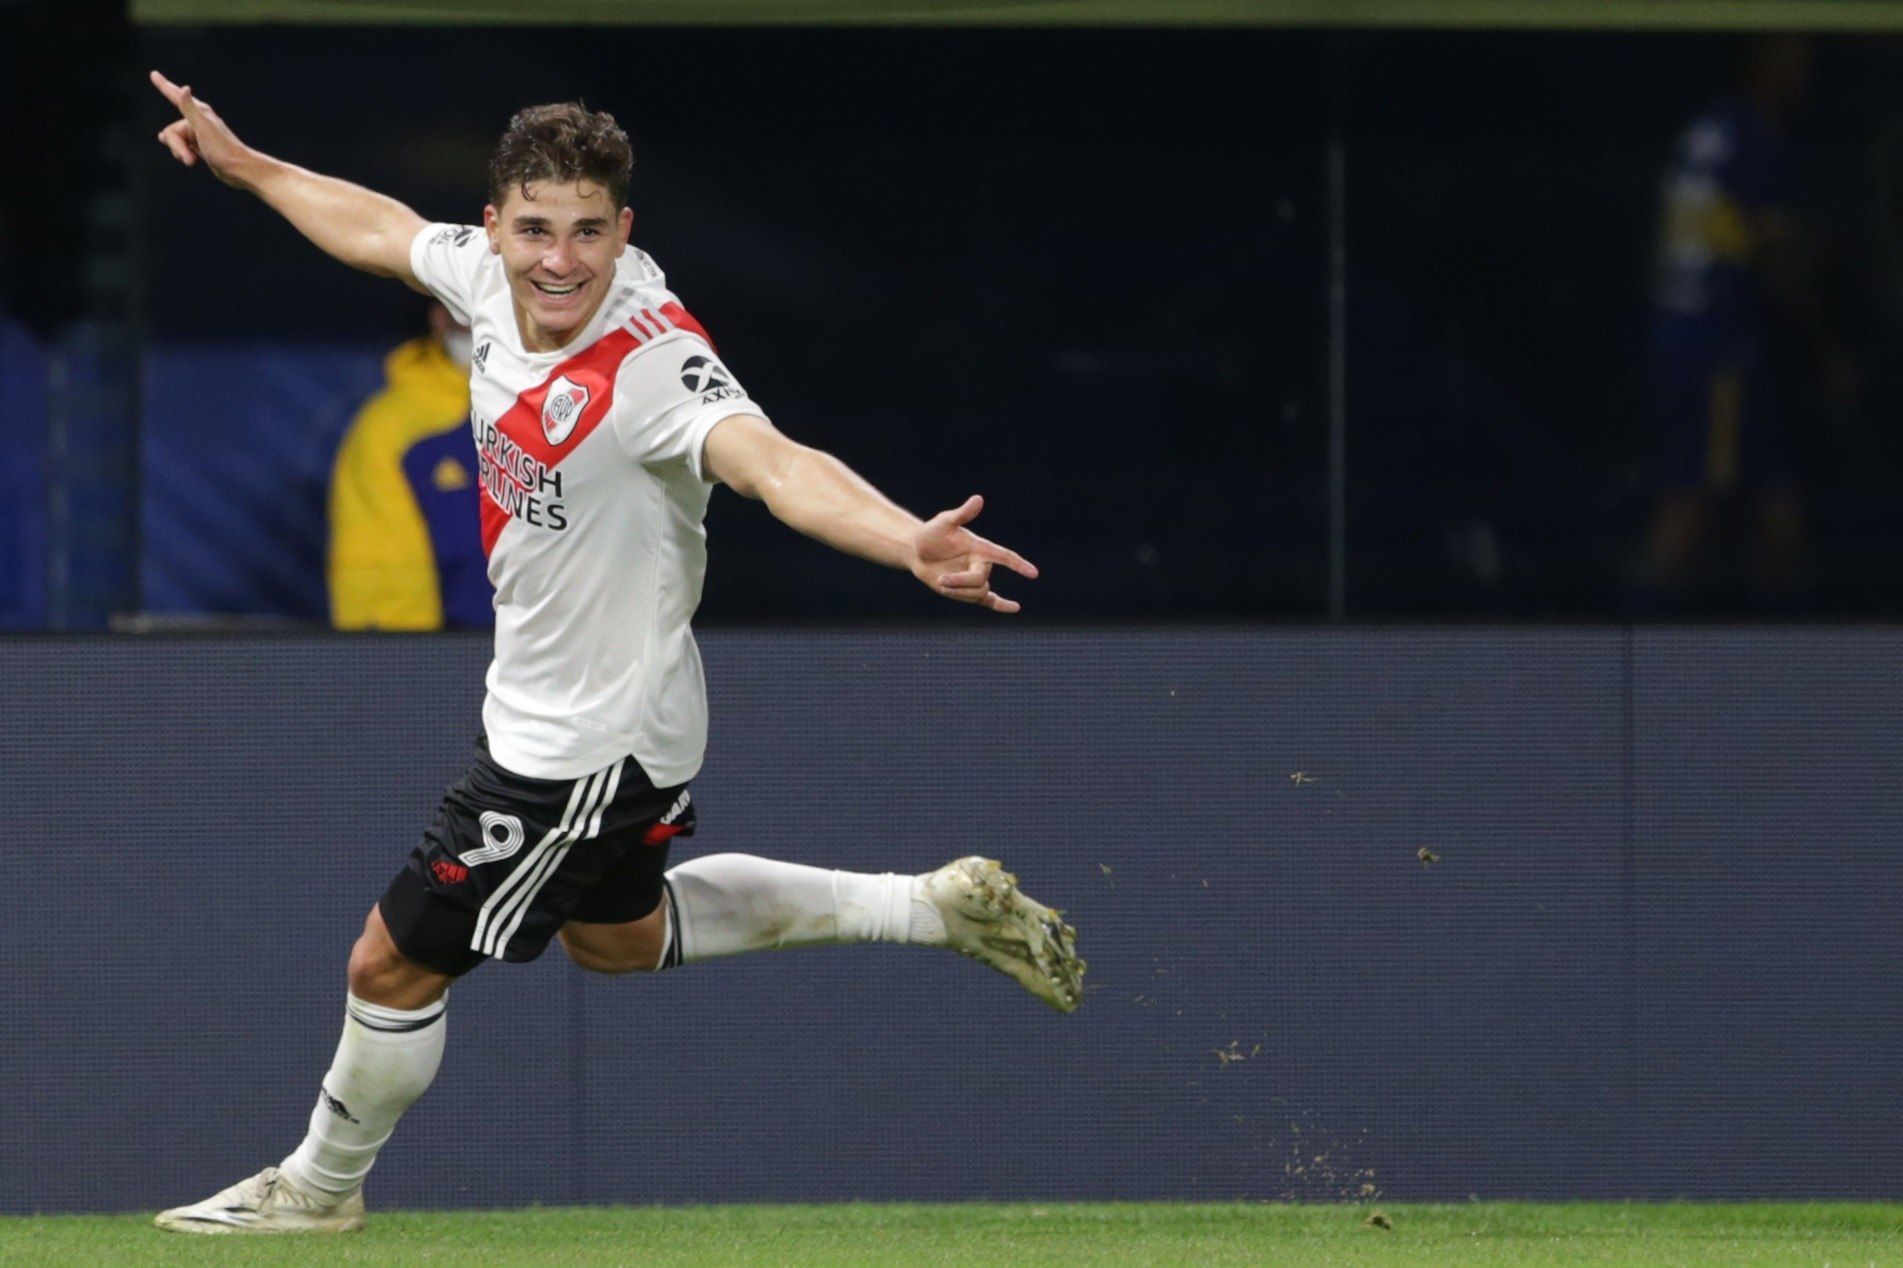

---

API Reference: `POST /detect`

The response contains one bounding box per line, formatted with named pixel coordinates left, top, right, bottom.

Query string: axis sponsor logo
left=680, top=355, right=743, bottom=404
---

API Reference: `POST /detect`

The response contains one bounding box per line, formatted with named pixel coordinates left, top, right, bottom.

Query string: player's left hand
left=912, top=495, right=1038, bottom=614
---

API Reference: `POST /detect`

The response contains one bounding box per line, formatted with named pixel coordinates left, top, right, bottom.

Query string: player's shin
left=279, top=993, right=447, bottom=1199
left=660, top=853, right=945, bottom=964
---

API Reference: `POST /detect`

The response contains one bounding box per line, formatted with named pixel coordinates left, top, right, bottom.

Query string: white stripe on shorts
left=470, top=769, right=600, bottom=956
left=586, top=758, right=623, bottom=841
left=491, top=758, right=626, bottom=959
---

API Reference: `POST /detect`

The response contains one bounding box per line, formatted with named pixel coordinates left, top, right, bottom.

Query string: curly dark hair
left=487, top=102, right=633, bottom=210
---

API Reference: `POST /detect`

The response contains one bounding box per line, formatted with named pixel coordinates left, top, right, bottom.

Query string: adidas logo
left=320, top=1088, right=360, bottom=1124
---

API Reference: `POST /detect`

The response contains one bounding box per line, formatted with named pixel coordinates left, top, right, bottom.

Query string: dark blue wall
left=0, top=319, right=47, bottom=630
left=2, top=628, right=1898, bottom=1212
left=125, top=28, right=1903, bottom=621
left=140, top=343, right=384, bottom=621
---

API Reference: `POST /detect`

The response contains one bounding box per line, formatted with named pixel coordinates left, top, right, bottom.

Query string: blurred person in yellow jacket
left=328, top=302, right=494, bottom=629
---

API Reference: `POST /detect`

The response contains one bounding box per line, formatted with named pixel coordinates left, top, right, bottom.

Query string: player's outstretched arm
left=704, top=414, right=1037, bottom=614
left=149, top=71, right=427, bottom=286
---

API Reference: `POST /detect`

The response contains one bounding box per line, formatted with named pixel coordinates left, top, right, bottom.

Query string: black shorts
left=379, top=738, right=696, bottom=977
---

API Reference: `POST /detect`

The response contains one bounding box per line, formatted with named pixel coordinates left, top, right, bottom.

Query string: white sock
left=662, top=853, right=946, bottom=965
left=279, top=993, right=447, bottom=1199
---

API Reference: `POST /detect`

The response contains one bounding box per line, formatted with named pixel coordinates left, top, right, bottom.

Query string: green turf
left=5, top=1203, right=1903, bottom=1266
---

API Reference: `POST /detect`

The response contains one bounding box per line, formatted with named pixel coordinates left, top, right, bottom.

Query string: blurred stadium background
left=5, top=0, right=1903, bottom=1220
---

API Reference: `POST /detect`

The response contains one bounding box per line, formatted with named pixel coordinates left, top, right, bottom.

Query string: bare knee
left=559, top=932, right=644, bottom=975
left=348, top=906, right=453, bottom=1007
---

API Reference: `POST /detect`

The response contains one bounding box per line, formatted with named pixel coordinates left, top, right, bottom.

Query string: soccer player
left=146, top=71, right=1083, bottom=1235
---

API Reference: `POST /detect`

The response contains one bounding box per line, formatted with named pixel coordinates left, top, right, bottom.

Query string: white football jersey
left=409, top=222, right=765, bottom=784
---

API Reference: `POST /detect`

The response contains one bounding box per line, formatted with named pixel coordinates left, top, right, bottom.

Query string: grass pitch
left=5, top=1202, right=1901, bottom=1265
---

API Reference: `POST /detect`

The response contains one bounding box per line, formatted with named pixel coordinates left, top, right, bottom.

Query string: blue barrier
left=2, top=628, right=1898, bottom=1211
left=140, top=343, right=384, bottom=622
left=0, top=320, right=48, bottom=630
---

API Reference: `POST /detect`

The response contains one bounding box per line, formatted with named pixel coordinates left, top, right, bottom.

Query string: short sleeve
left=408, top=223, right=488, bottom=327
left=611, top=337, right=767, bottom=483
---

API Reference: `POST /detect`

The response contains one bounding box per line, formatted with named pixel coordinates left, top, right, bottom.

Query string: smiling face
left=484, top=180, right=634, bottom=353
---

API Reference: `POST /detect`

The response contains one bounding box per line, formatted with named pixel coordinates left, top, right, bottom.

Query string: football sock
left=279, top=993, right=447, bottom=1200
left=661, top=853, right=946, bottom=965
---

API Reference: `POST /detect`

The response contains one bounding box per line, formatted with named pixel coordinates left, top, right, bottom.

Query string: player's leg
left=559, top=856, right=927, bottom=968
left=275, top=906, right=453, bottom=1199
left=562, top=848, right=1084, bottom=1012
left=657, top=854, right=939, bottom=956
left=558, top=899, right=668, bottom=973
left=154, top=741, right=554, bottom=1234
left=274, top=746, right=622, bottom=1199
left=347, top=903, right=458, bottom=1006
left=669, top=854, right=1083, bottom=1011
left=153, top=907, right=454, bottom=1234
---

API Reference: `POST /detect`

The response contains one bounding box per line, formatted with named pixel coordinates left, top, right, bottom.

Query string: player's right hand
left=149, top=70, right=253, bottom=189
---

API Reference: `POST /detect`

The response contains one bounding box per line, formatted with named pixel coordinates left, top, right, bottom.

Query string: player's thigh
left=559, top=902, right=668, bottom=974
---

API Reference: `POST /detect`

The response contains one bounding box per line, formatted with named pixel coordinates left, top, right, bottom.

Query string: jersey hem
left=484, top=728, right=705, bottom=787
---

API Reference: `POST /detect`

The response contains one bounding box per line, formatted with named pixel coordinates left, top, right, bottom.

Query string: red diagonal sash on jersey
left=658, top=302, right=713, bottom=349
left=476, top=304, right=712, bottom=555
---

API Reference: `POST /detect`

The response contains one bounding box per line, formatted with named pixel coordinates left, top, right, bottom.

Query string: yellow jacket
left=327, top=337, right=479, bottom=630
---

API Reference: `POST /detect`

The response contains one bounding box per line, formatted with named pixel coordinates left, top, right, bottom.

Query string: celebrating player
left=146, top=71, right=1083, bottom=1235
